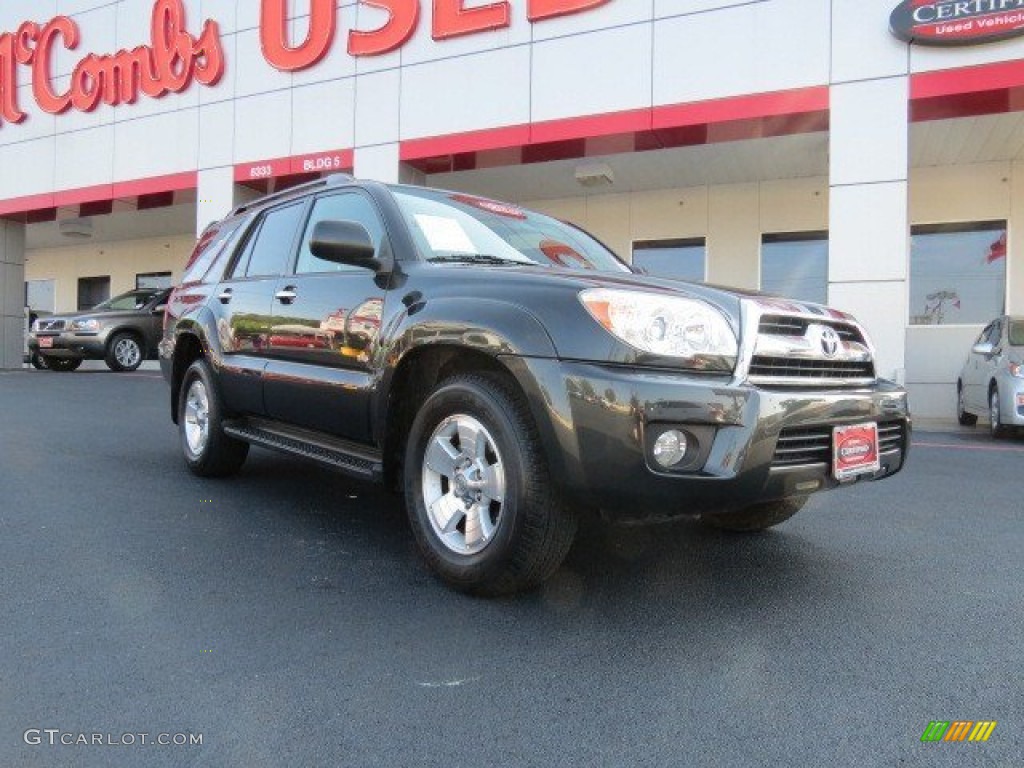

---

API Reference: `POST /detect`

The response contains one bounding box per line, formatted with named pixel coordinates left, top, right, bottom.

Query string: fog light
left=653, top=429, right=688, bottom=468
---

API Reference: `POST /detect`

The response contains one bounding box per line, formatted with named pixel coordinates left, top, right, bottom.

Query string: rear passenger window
left=234, top=203, right=306, bottom=278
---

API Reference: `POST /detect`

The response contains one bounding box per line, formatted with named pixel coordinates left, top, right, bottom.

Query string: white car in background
left=957, top=316, right=1024, bottom=437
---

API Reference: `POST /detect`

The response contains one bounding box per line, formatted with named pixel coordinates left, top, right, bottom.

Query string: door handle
left=275, top=287, right=298, bottom=304
left=218, top=288, right=233, bottom=304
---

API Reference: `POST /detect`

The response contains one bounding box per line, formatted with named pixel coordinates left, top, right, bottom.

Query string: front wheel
left=106, top=333, right=144, bottom=372
left=957, top=383, right=977, bottom=426
left=178, top=359, right=249, bottom=477
left=404, top=373, right=577, bottom=596
left=990, top=386, right=1011, bottom=439
left=700, top=497, right=807, bottom=532
left=30, top=352, right=49, bottom=370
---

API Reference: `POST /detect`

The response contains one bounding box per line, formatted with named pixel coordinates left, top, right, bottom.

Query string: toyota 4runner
left=161, top=175, right=910, bottom=595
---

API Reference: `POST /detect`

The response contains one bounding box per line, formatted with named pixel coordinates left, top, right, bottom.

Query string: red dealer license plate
left=833, top=423, right=880, bottom=481
left=38, top=337, right=53, bottom=349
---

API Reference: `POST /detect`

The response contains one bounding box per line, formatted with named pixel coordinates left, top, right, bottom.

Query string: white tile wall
left=113, top=109, right=200, bottom=181
left=831, top=0, right=909, bottom=84
left=830, top=78, right=909, bottom=187
left=829, top=182, right=909, bottom=283
left=355, top=69, right=401, bottom=147
left=291, top=78, right=356, bottom=154
left=400, top=46, right=531, bottom=139
left=354, top=142, right=400, bottom=183
left=233, top=91, right=292, bottom=163
left=653, top=0, right=830, bottom=106
left=55, top=125, right=114, bottom=191
left=531, top=24, right=652, bottom=123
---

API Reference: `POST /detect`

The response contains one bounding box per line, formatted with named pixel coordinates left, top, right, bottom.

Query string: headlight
left=70, top=318, right=101, bottom=332
left=1010, top=362, right=1024, bottom=378
left=579, top=288, right=738, bottom=368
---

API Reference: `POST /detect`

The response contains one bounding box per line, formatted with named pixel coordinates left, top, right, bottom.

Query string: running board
left=223, top=419, right=383, bottom=481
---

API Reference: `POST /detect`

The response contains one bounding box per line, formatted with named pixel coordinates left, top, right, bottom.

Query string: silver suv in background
left=27, top=289, right=170, bottom=372
left=957, top=316, right=1024, bottom=437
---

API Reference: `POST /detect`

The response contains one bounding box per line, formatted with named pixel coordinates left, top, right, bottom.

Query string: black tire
left=178, top=359, right=249, bottom=477
left=957, top=382, right=977, bottom=426
left=48, top=357, right=82, bottom=372
left=404, top=372, right=577, bottom=596
left=30, top=352, right=49, bottom=370
left=106, top=332, right=144, bottom=372
left=989, top=385, right=1011, bottom=439
left=700, top=497, right=807, bottom=532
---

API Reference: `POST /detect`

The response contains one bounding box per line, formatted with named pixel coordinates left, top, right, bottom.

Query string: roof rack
left=229, top=172, right=356, bottom=217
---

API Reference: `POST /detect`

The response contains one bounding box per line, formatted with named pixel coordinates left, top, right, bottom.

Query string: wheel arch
left=170, top=331, right=206, bottom=424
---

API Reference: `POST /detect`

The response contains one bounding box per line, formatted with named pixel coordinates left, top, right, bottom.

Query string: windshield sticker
left=450, top=194, right=527, bottom=219
left=414, top=214, right=477, bottom=253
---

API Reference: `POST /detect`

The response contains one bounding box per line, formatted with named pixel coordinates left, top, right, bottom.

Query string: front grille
left=771, top=420, right=905, bottom=469
left=749, top=356, right=875, bottom=379
left=37, top=319, right=66, bottom=332
left=772, top=426, right=831, bottom=467
left=758, top=315, right=864, bottom=343
left=877, top=421, right=904, bottom=454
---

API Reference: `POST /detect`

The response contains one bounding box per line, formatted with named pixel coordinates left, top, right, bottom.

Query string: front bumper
left=28, top=332, right=109, bottom=360
left=505, top=357, right=910, bottom=521
left=996, top=374, right=1024, bottom=426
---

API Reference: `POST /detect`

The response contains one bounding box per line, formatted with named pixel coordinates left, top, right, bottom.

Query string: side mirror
left=311, top=220, right=378, bottom=270
left=972, top=342, right=994, bottom=356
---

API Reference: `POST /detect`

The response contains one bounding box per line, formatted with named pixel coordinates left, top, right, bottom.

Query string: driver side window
left=295, top=192, right=385, bottom=275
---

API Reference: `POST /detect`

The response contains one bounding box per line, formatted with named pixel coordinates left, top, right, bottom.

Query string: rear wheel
left=957, top=382, right=977, bottom=426
left=178, top=359, right=249, bottom=477
left=404, top=372, right=577, bottom=596
left=700, top=497, right=807, bottom=532
left=106, top=332, right=144, bottom=372
left=48, top=357, right=81, bottom=372
left=990, top=386, right=1011, bottom=439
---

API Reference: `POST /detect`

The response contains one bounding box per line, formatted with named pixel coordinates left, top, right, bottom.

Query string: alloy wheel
left=421, top=414, right=506, bottom=556
left=184, top=379, right=211, bottom=456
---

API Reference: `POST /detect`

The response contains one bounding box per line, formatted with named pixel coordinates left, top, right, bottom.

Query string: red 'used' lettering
left=348, top=0, right=420, bottom=57
left=260, top=0, right=336, bottom=71
left=528, top=0, right=610, bottom=22
left=432, top=0, right=510, bottom=40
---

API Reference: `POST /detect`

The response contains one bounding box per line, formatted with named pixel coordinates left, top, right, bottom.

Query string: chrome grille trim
left=36, top=319, right=66, bottom=332
left=770, top=420, right=906, bottom=469
left=737, top=300, right=877, bottom=387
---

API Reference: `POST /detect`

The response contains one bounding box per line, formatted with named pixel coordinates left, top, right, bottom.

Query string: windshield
left=1009, top=319, right=1024, bottom=347
left=93, top=290, right=162, bottom=311
left=393, top=188, right=630, bottom=273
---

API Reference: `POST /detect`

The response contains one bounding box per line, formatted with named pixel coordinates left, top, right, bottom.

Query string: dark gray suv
left=161, top=175, right=910, bottom=595
left=28, top=288, right=169, bottom=372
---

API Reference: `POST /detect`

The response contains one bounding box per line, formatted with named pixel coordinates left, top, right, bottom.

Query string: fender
left=372, top=295, right=558, bottom=441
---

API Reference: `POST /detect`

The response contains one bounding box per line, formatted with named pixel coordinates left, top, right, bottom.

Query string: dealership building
left=1, top=0, right=1023, bottom=418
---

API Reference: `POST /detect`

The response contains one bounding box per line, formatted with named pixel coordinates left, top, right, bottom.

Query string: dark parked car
left=161, top=175, right=910, bottom=595
left=28, top=288, right=170, bottom=372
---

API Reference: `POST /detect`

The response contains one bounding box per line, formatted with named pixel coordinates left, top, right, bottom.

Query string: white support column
left=355, top=143, right=402, bottom=184
left=828, top=0, right=911, bottom=384
left=0, top=220, right=27, bottom=370
left=196, top=168, right=248, bottom=237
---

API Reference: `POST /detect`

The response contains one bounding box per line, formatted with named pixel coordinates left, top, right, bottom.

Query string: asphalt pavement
left=0, top=368, right=1021, bottom=767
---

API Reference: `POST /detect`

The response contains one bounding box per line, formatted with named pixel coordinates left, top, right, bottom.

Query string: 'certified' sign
left=891, top=0, right=1024, bottom=45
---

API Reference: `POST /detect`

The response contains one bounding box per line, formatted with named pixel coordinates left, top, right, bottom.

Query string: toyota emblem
left=819, top=327, right=840, bottom=358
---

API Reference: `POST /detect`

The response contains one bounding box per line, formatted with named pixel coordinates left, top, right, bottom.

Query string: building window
left=78, top=276, right=110, bottom=310
left=760, top=232, right=828, bottom=305
left=632, top=238, right=705, bottom=282
left=136, top=271, right=173, bottom=290
left=910, top=222, right=1007, bottom=325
